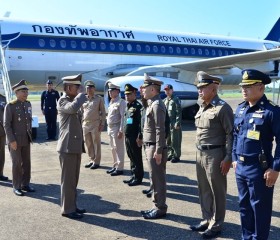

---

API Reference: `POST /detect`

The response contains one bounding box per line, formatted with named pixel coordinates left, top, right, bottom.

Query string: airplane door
left=45, top=72, right=60, bottom=87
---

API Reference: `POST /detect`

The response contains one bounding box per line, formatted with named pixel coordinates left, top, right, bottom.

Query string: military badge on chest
left=246, top=109, right=264, bottom=140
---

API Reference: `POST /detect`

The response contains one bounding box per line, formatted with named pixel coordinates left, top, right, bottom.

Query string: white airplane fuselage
left=1, top=18, right=279, bottom=92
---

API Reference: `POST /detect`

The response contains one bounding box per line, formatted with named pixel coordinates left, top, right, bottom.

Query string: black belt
left=144, top=142, right=156, bottom=146
left=196, top=145, right=225, bottom=151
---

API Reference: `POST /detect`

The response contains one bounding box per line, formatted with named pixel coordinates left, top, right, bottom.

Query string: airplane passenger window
left=110, top=43, right=115, bottom=51
left=198, top=49, right=202, bottom=55
left=145, top=45, right=150, bottom=52
left=136, top=44, right=141, bottom=52
left=183, top=48, right=188, bottom=55
left=224, top=50, right=228, bottom=56
left=71, top=41, right=77, bottom=49
left=119, top=43, right=124, bottom=51
left=91, top=42, right=97, bottom=49
left=191, top=48, right=195, bottom=55
left=230, top=50, right=235, bottom=55
left=127, top=44, right=132, bottom=51
left=153, top=46, right=158, bottom=53
left=218, top=50, right=222, bottom=56
left=161, top=46, right=166, bottom=53
left=100, top=42, right=106, bottom=50
left=50, top=39, right=56, bottom=48
left=212, top=49, right=216, bottom=56
left=176, top=47, right=181, bottom=54
left=39, top=39, right=45, bottom=47
left=81, top=41, right=87, bottom=49
left=60, top=40, right=66, bottom=48
left=169, top=46, right=173, bottom=54
left=205, top=49, right=209, bottom=56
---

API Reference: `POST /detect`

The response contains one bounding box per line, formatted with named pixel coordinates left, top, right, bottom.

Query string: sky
left=0, top=0, right=280, bottom=40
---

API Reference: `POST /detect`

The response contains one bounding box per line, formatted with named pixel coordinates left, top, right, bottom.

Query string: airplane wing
left=168, top=48, right=280, bottom=72
left=127, top=48, right=280, bottom=76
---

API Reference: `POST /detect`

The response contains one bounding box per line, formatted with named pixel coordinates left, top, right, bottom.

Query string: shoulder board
left=26, top=100, right=30, bottom=103
left=10, top=99, right=17, bottom=104
left=238, top=101, right=245, bottom=105
left=269, top=100, right=277, bottom=106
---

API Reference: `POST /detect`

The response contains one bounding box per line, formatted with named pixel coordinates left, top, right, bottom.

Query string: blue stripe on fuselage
left=7, top=34, right=255, bottom=58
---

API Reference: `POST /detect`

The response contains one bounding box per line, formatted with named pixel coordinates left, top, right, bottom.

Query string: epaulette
left=10, top=99, right=17, bottom=104
left=26, top=100, right=30, bottom=103
left=238, top=101, right=245, bottom=105
left=269, top=100, right=277, bottom=106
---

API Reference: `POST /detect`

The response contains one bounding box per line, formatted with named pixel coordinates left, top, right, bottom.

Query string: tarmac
left=0, top=99, right=280, bottom=240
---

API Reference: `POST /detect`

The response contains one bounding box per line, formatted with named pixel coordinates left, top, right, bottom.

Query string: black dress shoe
left=110, top=170, right=123, bottom=176
left=90, top=164, right=99, bottom=169
left=13, top=189, right=24, bottom=196
left=143, top=209, right=166, bottom=219
left=140, top=209, right=154, bottom=215
left=202, top=229, right=221, bottom=239
left=128, top=180, right=142, bottom=186
left=0, top=175, right=8, bottom=181
left=123, top=178, right=134, bottom=184
left=142, top=188, right=152, bottom=194
left=106, top=168, right=116, bottom=174
left=62, top=212, right=83, bottom=219
left=84, top=162, right=93, bottom=168
left=21, top=186, right=35, bottom=192
left=167, top=156, right=172, bottom=161
left=76, top=208, right=86, bottom=214
left=146, top=191, right=153, bottom=198
left=190, top=223, right=209, bottom=232
left=171, top=158, right=180, bottom=163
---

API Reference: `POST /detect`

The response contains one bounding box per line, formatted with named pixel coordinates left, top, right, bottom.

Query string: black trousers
left=45, top=109, right=57, bottom=138
left=125, top=135, right=144, bottom=182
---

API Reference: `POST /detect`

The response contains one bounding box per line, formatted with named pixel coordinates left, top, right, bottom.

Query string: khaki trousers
left=108, top=125, right=124, bottom=170
left=144, top=145, right=168, bottom=213
left=9, top=144, right=31, bottom=189
left=196, top=147, right=227, bottom=232
left=59, top=152, right=81, bottom=214
left=84, top=127, right=101, bottom=165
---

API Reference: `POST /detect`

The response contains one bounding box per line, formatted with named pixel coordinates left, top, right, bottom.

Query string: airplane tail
left=265, top=17, right=280, bottom=42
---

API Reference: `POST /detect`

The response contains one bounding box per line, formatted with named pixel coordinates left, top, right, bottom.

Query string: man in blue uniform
left=41, top=80, right=60, bottom=140
left=233, top=69, right=280, bottom=240
left=123, top=84, right=144, bottom=186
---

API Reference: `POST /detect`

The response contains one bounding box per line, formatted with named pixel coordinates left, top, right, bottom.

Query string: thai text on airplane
left=157, top=35, right=231, bottom=47
left=32, top=25, right=135, bottom=39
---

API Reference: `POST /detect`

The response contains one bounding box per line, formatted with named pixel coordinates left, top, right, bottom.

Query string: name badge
left=247, top=130, right=260, bottom=140
left=127, top=118, right=133, bottom=124
left=252, top=113, right=263, bottom=118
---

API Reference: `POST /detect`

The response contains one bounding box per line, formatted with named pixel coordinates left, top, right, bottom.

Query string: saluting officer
left=123, top=84, right=144, bottom=186
left=0, top=94, right=8, bottom=181
left=190, top=71, right=233, bottom=239
left=140, top=74, right=168, bottom=219
left=4, top=80, right=35, bottom=196
left=82, top=80, right=106, bottom=170
left=163, top=84, right=182, bottom=163
left=41, top=79, right=60, bottom=140
left=57, top=74, right=87, bottom=219
left=233, top=69, right=280, bottom=239
left=106, top=82, right=126, bottom=176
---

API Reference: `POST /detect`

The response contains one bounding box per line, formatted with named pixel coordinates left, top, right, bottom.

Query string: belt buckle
left=239, top=156, right=244, bottom=161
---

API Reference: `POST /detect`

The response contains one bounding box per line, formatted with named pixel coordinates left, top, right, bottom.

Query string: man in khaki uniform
left=57, top=74, right=87, bottom=219
left=141, top=74, right=168, bottom=219
left=163, top=84, right=182, bottom=163
left=0, top=94, right=8, bottom=181
left=82, top=80, right=106, bottom=170
left=4, top=80, right=34, bottom=196
left=190, top=71, right=233, bottom=239
left=106, top=82, right=126, bottom=176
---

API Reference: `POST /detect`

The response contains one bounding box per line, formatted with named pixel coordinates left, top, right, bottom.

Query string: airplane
left=1, top=17, right=280, bottom=118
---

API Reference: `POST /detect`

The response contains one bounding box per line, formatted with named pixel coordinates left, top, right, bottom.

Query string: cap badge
left=243, top=71, right=249, bottom=80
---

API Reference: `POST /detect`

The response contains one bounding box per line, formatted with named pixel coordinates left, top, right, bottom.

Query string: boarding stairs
left=0, top=34, right=13, bottom=102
